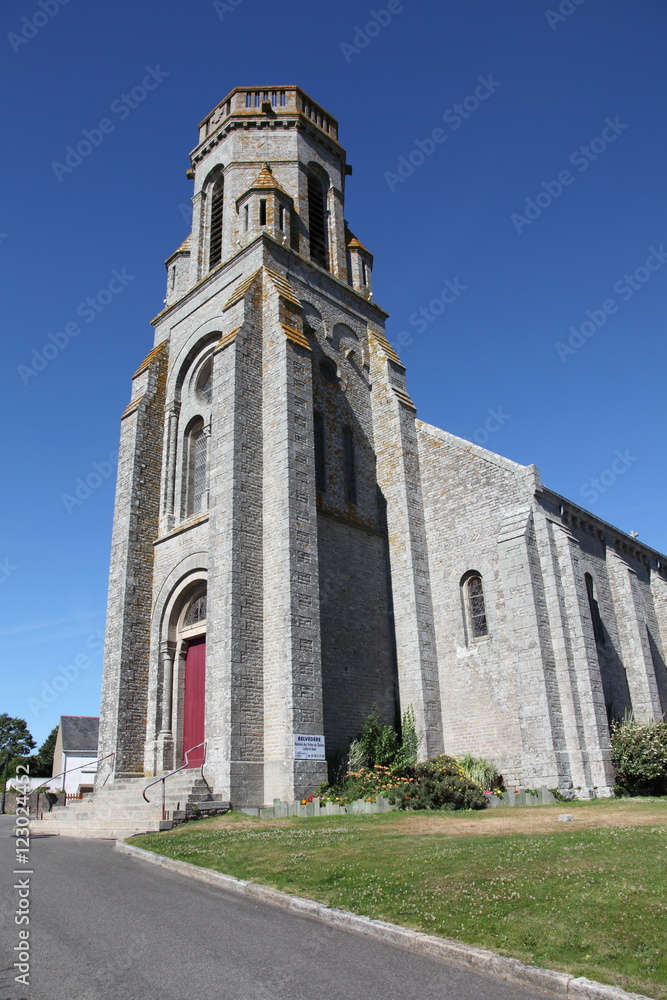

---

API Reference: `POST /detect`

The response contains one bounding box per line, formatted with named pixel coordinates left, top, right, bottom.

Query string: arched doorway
left=178, top=590, right=207, bottom=767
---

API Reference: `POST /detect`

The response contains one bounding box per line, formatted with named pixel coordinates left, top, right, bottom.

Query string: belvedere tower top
left=194, top=85, right=340, bottom=156
left=160, top=85, right=368, bottom=302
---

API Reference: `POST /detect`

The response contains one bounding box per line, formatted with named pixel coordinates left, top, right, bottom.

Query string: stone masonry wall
left=368, top=345, right=443, bottom=760
left=261, top=263, right=327, bottom=802
left=301, top=270, right=399, bottom=755
left=207, top=270, right=266, bottom=803
left=415, top=422, right=528, bottom=782
left=98, top=343, right=168, bottom=780
left=649, top=571, right=667, bottom=712
left=318, top=515, right=398, bottom=754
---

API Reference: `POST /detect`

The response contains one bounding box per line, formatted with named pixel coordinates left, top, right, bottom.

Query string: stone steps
left=47, top=809, right=162, bottom=821
left=33, top=826, right=168, bottom=839
left=59, top=780, right=213, bottom=808
left=32, top=820, right=172, bottom=838
left=31, top=772, right=228, bottom=839
left=54, top=800, right=224, bottom=820
left=34, top=818, right=173, bottom=832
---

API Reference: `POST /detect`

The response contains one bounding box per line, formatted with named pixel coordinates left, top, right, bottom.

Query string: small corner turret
left=236, top=164, right=293, bottom=250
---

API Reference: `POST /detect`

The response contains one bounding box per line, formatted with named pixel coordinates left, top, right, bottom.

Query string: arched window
left=465, top=574, right=488, bottom=639
left=585, top=573, right=606, bottom=646
left=185, top=592, right=207, bottom=627
left=342, top=425, right=356, bottom=505
left=185, top=418, right=208, bottom=516
left=196, top=358, right=213, bottom=405
left=209, top=176, right=224, bottom=270
left=307, top=171, right=328, bottom=269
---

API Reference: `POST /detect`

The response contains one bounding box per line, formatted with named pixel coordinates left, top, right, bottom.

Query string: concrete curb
left=116, top=841, right=652, bottom=1000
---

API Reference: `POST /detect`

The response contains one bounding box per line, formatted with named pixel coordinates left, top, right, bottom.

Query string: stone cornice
left=151, top=233, right=389, bottom=328
left=153, top=514, right=209, bottom=546
left=540, top=487, right=667, bottom=567
left=191, top=113, right=344, bottom=167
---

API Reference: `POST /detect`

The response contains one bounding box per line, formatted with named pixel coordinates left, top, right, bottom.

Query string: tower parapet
left=196, top=86, right=339, bottom=149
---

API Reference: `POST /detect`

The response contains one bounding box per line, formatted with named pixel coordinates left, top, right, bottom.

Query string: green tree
left=0, top=714, right=36, bottom=813
left=29, top=726, right=59, bottom=778
left=0, top=714, right=36, bottom=768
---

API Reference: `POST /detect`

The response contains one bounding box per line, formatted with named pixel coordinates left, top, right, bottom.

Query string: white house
left=52, top=716, right=100, bottom=795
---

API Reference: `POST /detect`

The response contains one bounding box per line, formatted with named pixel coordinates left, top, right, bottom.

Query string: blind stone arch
left=302, top=301, right=324, bottom=339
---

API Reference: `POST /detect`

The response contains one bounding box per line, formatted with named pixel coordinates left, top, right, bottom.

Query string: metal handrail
left=32, top=752, right=115, bottom=813
left=142, top=741, right=207, bottom=822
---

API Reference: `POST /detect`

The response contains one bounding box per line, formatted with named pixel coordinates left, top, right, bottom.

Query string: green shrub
left=456, top=752, right=501, bottom=789
left=417, top=753, right=466, bottom=780
left=388, top=753, right=488, bottom=811
left=392, top=706, right=421, bottom=773
left=347, top=706, right=422, bottom=774
left=610, top=717, right=667, bottom=796
left=326, top=732, right=495, bottom=811
left=319, top=707, right=423, bottom=804
left=348, top=708, right=398, bottom=770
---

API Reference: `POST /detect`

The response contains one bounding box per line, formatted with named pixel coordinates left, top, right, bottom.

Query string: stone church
left=97, top=86, right=667, bottom=807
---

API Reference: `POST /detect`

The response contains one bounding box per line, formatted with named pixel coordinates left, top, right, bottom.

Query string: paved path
left=1, top=816, right=551, bottom=1000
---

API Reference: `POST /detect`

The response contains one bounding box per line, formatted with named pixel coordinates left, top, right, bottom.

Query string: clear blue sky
left=2, top=0, right=666, bottom=746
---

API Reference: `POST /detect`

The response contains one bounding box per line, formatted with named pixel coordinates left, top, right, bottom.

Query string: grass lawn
left=131, top=799, right=667, bottom=998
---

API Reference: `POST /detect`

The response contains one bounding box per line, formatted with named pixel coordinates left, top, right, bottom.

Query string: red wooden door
left=182, top=638, right=206, bottom=767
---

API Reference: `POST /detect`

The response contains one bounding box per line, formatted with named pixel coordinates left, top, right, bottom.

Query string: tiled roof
left=250, top=163, right=289, bottom=196
left=60, top=716, right=99, bottom=753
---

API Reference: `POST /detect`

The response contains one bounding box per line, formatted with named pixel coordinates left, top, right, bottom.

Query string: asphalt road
left=0, top=815, right=551, bottom=1000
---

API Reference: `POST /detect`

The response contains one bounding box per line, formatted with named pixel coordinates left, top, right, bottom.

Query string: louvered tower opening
left=308, top=173, right=328, bottom=270
left=209, top=179, right=224, bottom=269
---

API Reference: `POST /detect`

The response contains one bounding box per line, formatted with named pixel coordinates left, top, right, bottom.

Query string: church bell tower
left=97, top=87, right=443, bottom=805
